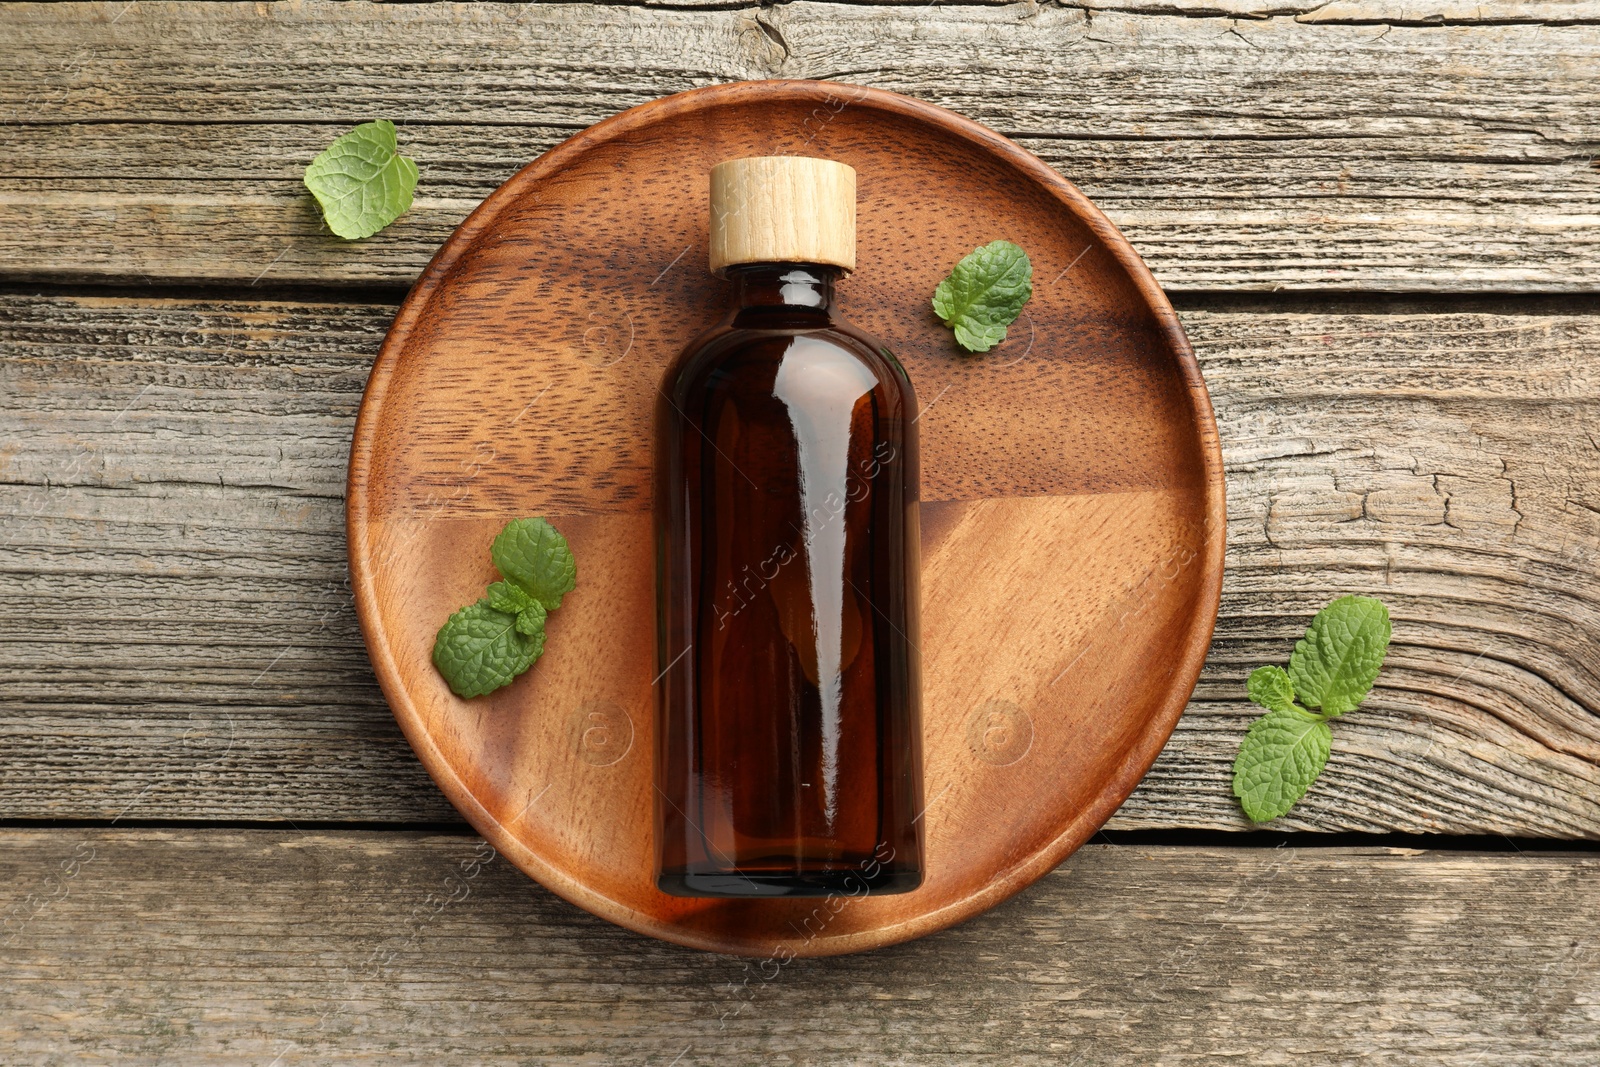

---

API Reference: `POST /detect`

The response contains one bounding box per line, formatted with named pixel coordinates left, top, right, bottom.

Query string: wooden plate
left=348, top=80, right=1225, bottom=957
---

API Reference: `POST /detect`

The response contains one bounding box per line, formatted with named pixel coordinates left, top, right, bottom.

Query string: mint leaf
left=1232, top=707, right=1332, bottom=823
left=431, top=601, right=542, bottom=699
left=1246, top=665, right=1297, bottom=712
left=932, top=240, right=1033, bottom=353
left=1287, top=596, right=1392, bottom=716
left=486, top=579, right=548, bottom=636
left=514, top=599, right=547, bottom=637
left=303, top=120, right=418, bottom=240
left=485, top=580, right=535, bottom=616
left=491, top=517, right=577, bottom=610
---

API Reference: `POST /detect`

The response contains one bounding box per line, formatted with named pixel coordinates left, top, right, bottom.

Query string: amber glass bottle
left=654, top=157, right=924, bottom=897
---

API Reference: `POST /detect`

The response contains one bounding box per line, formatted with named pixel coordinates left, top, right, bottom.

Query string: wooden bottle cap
left=709, top=156, right=856, bottom=274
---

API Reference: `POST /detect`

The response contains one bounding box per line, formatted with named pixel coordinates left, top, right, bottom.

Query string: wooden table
left=3, top=1, right=1598, bottom=1061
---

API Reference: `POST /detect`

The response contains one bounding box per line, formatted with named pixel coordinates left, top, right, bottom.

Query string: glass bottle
left=654, top=156, right=924, bottom=897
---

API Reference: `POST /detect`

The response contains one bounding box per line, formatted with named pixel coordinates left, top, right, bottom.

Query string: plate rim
left=347, top=78, right=1227, bottom=956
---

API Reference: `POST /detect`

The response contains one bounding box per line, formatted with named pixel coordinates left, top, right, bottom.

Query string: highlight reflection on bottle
left=654, top=156, right=925, bottom=897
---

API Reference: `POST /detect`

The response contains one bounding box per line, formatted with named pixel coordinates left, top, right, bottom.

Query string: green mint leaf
left=485, top=580, right=546, bottom=636
left=1287, top=595, right=1392, bottom=716
left=303, top=120, right=418, bottom=240
left=1232, top=707, right=1332, bottom=823
left=485, top=580, right=535, bottom=616
left=514, top=600, right=547, bottom=637
left=931, top=240, right=1033, bottom=353
left=491, top=517, right=577, bottom=611
left=1246, top=665, right=1297, bottom=712
left=431, top=600, right=542, bottom=699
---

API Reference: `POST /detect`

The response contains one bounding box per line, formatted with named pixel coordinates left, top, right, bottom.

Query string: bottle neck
left=727, top=264, right=840, bottom=313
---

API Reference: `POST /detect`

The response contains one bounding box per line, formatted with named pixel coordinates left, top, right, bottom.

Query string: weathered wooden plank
left=1089, top=0, right=1600, bottom=18
left=1293, top=0, right=1600, bottom=21
left=1, top=1, right=1598, bottom=290
left=4, top=293, right=1600, bottom=833
left=0, top=297, right=451, bottom=821
left=2, top=831, right=1597, bottom=1062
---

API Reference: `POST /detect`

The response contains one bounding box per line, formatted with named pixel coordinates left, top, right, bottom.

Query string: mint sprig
left=1232, top=596, right=1392, bottom=822
left=432, top=518, right=575, bottom=698
left=303, top=120, right=418, bottom=240
left=932, top=240, right=1033, bottom=353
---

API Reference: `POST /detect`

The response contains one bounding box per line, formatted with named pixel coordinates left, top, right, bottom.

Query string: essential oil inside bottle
left=653, top=157, right=924, bottom=898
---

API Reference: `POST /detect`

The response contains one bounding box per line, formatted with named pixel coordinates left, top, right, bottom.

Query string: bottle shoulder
left=663, top=315, right=916, bottom=412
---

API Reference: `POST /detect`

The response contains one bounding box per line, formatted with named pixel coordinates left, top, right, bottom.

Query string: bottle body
left=654, top=265, right=924, bottom=897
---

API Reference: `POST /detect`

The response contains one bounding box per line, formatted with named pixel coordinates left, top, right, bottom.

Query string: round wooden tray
left=348, top=80, right=1225, bottom=957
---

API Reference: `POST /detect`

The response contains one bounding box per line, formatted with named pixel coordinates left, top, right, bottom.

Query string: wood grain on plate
left=346, top=81, right=1225, bottom=954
